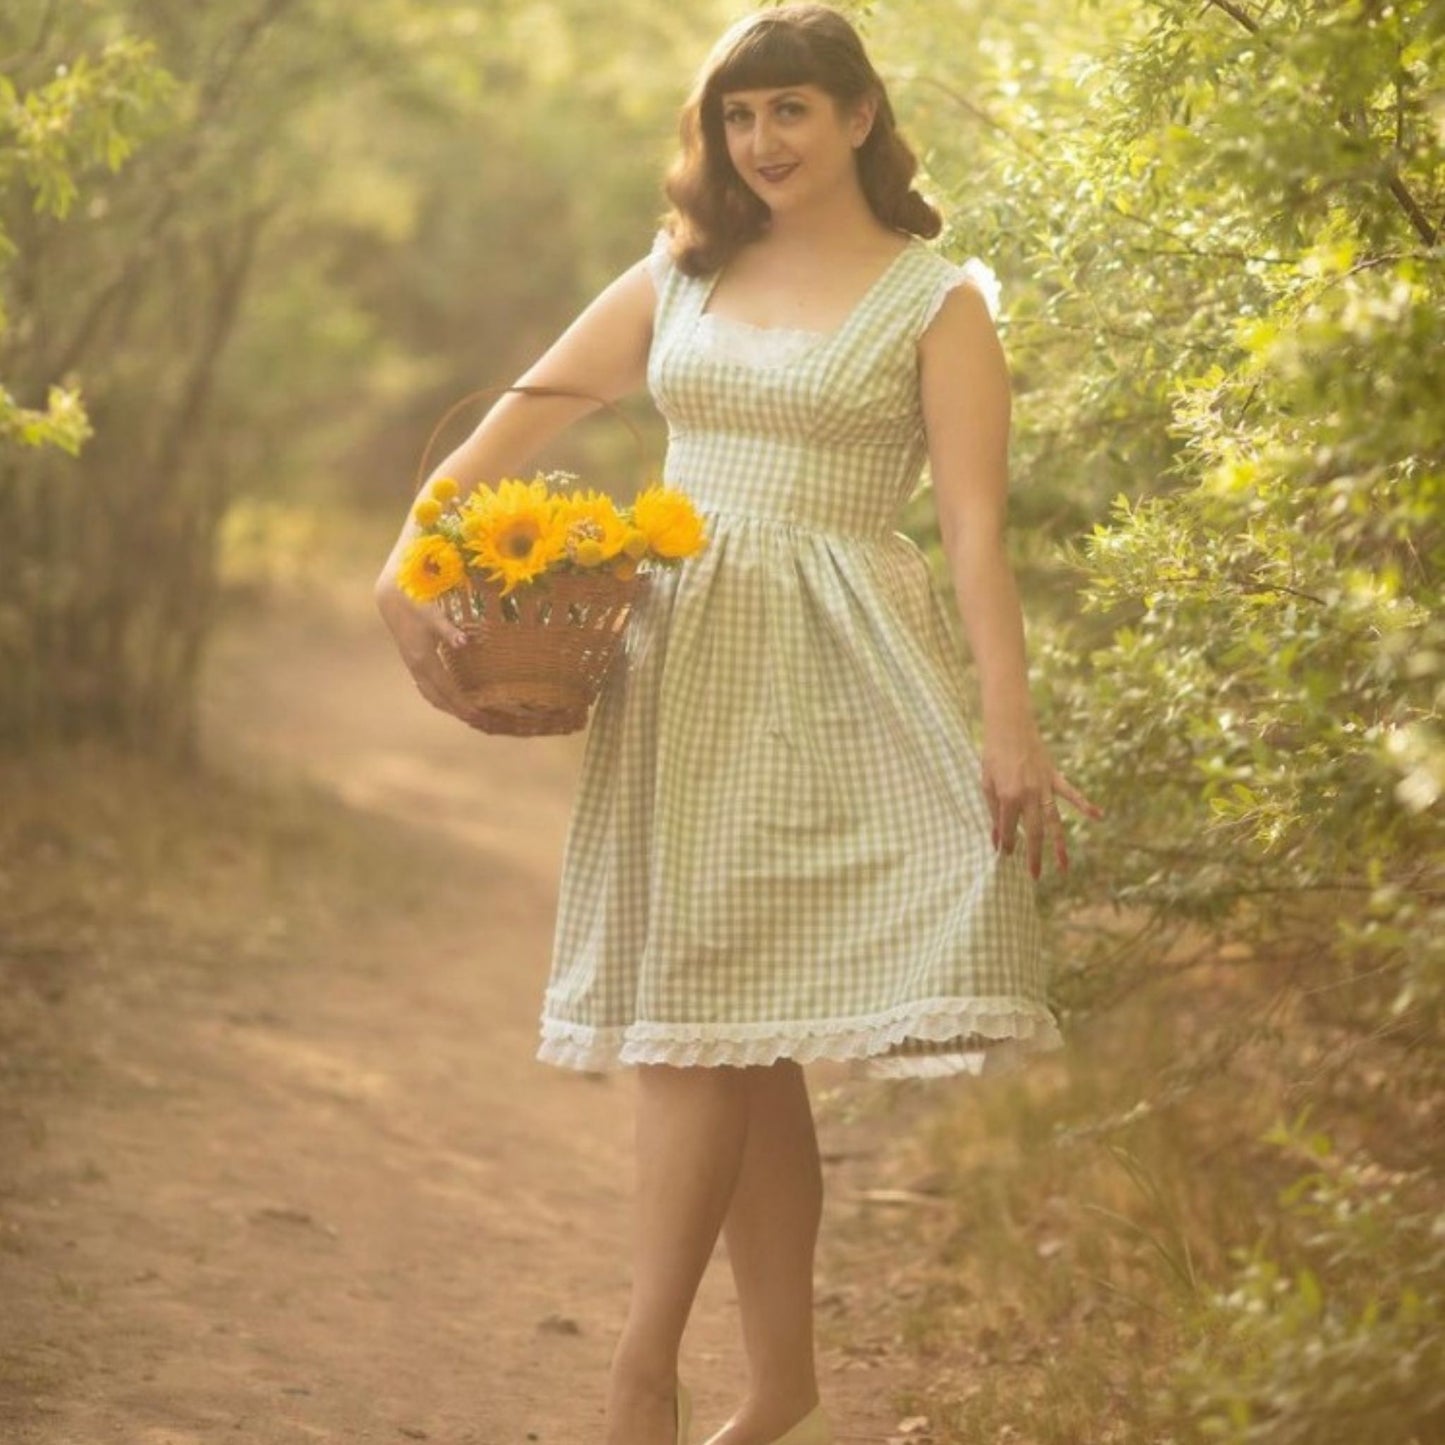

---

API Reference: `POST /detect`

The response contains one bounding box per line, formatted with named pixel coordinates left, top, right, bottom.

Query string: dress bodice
left=644, top=229, right=1001, bottom=539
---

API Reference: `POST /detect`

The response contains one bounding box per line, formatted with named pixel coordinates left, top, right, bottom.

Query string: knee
left=635, top=1061, right=751, bottom=1095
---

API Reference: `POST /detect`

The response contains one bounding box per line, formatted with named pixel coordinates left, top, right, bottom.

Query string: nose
left=751, top=113, right=782, bottom=157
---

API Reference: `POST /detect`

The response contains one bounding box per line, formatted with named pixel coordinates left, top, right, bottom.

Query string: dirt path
left=0, top=575, right=954, bottom=1444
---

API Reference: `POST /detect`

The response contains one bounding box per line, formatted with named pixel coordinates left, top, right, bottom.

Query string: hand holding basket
left=400, top=383, right=705, bottom=737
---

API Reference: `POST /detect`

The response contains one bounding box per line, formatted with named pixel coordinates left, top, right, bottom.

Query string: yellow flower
left=631, top=484, right=706, bottom=559
left=463, top=478, right=566, bottom=596
left=567, top=522, right=606, bottom=567
left=397, top=534, right=466, bottom=603
left=413, top=496, right=444, bottom=527
left=553, top=489, right=629, bottom=567
left=460, top=477, right=548, bottom=528
left=428, top=475, right=460, bottom=503
left=457, top=480, right=510, bottom=541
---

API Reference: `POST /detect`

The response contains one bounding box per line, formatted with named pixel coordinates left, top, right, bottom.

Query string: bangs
left=708, top=25, right=826, bottom=101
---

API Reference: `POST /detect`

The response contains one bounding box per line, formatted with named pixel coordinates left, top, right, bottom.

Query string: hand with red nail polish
left=981, top=718, right=1104, bottom=880
left=373, top=575, right=493, bottom=730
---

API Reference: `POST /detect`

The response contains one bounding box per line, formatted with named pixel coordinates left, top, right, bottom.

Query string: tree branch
left=1203, top=0, right=1262, bottom=33
left=45, top=0, right=303, bottom=379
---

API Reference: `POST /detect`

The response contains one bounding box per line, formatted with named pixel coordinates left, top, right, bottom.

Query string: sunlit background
left=2, top=2, right=1441, bottom=1441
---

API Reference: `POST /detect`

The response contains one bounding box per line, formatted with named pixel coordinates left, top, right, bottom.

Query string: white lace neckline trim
left=664, top=264, right=1002, bottom=369
left=694, top=312, right=827, bottom=366
left=698, top=313, right=828, bottom=340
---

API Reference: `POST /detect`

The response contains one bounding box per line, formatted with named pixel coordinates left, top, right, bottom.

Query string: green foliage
left=0, top=0, right=725, bottom=754
left=1070, top=250, right=1443, bottom=867
left=867, top=3, right=1444, bottom=1439
left=0, top=31, right=175, bottom=451
left=1160, top=1111, right=1445, bottom=1443
left=874, top=0, right=1444, bottom=1024
left=0, top=35, right=175, bottom=217
left=0, top=378, right=89, bottom=452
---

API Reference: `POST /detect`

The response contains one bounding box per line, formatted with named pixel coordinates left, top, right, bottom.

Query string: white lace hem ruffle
left=537, top=996, right=1064, bottom=1081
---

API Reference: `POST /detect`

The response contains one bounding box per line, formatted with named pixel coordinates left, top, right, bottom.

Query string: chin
left=755, top=189, right=804, bottom=211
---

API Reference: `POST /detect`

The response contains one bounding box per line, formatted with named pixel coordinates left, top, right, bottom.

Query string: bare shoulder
left=600, top=253, right=660, bottom=318
left=916, top=260, right=1011, bottom=455
left=918, top=272, right=1002, bottom=360
left=917, top=264, right=1008, bottom=410
left=515, top=251, right=658, bottom=404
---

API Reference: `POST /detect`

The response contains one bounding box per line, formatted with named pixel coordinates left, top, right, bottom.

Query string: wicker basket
left=436, top=563, right=648, bottom=736
left=416, top=383, right=655, bottom=737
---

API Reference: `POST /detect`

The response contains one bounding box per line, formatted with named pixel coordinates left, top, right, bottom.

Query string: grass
left=826, top=923, right=1443, bottom=1445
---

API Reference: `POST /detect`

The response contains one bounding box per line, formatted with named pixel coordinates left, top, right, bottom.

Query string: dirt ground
left=0, top=574, right=988, bottom=1445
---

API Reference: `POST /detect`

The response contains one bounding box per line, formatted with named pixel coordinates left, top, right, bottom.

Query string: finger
left=436, top=675, right=495, bottom=730
left=1052, top=774, right=1106, bottom=819
left=1024, top=798, right=1045, bottom=880
left=390, top=592, right=460, bottom=647
left=413, top=673, right=464, bottom=716
left=996, top=795, right=1021, bottom=855
left=412, top=655, right=479, bottom=717
left=420, top=682, right=491, bottom=730
left=438, top=679, right=491, bottom=727
left=1046, top=800, right=1069, bottom=874
left=430, top=615, right=472, bottom=650
left=402, top=627, right=467, bottom=674
left=424, top=641, right=482, bottom=711
left=981, top=769, right=1002, bottom=847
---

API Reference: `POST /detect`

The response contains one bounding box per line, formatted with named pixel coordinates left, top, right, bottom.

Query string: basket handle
left=413, top=382, right=650, bottom=494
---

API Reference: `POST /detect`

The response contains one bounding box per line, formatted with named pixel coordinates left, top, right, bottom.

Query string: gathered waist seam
left=684, top=503, right=906, bottom=544
left=668, top=429, right=914, bottom=455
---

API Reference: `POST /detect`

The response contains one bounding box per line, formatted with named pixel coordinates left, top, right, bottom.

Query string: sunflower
left=397, top=533, right=466, bottom=603
left=631, top=484, right=706, bottom=559
left=462, top=478, right=567, bottom=596
left=553, top=489, right=629, bottom=568
left=458, top=477, right=548, bottom=537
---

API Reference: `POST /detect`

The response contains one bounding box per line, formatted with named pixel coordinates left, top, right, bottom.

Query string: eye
left=722, top=107, right=749, bottom=125
left=777, top=100, right=805, bottom=117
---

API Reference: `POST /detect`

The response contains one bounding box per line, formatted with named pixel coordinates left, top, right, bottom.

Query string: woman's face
left=716, top=81, right=873, bottom=214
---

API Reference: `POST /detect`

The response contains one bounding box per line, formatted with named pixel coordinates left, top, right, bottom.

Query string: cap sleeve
left=920, top=255, right=1002, bottom=333
left=646, top=228, right=672, bottom=292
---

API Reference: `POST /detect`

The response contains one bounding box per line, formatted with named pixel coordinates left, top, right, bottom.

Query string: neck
left=760, top=182, right=893, bottom=253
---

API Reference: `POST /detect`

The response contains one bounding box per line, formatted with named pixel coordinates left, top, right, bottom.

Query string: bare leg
left=702, top=1060, right=824, bottom=1445
left=604, top=1062, right=751, bottom=1445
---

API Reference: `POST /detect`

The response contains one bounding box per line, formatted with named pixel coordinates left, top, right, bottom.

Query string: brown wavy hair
left=659, top=3, right=942, bottom=277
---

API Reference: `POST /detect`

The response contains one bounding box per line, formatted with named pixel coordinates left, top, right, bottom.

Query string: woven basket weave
left=416, top=382, right=654, bottom=737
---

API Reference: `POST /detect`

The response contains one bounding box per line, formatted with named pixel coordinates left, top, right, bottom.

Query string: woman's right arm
left=374, top=251, right=659, bottom=727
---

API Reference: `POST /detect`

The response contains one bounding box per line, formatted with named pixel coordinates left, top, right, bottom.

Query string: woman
left=375, top=5, right=1103, bottom=1444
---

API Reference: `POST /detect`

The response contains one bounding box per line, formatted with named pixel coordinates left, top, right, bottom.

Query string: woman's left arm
left=918, top=281, right=1103, bottom=878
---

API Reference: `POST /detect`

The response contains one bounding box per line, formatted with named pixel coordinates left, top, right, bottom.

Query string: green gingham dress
left=536, top=227, right=1066, bottom=1080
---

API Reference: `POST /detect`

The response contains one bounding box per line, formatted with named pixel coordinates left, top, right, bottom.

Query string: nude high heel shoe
left=676, top=1378, right=693, bottom=1445
left=761, top=1401, right=832, bottom=1445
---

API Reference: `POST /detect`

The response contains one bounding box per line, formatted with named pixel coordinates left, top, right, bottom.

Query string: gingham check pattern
left=536, top=230, right=1066, bottom=1081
